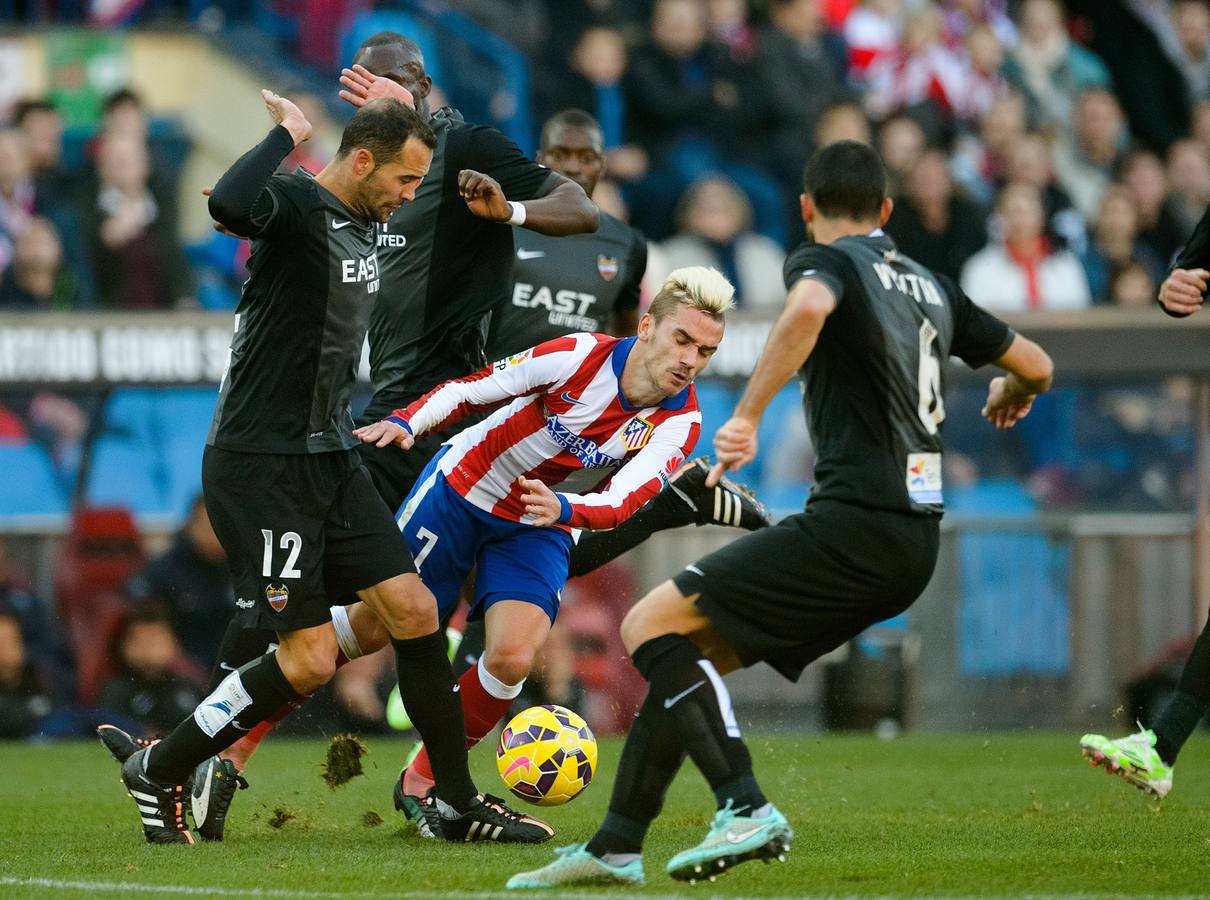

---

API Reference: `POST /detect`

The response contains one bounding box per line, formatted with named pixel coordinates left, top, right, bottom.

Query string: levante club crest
left=597, top=255, right=619, bottom=281
left=621, top=416, right=653, bottom=450
left=265, top=583, right=289, bottom=612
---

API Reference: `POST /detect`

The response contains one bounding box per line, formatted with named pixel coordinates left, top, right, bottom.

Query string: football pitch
left=1, top=732, right=1207, bottom=898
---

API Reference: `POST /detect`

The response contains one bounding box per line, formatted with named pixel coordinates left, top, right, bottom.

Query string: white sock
left=749, top=802, right=772, bottom=819
left=478, top=658, right=525, bottom=700
left=330, top=605, right=363, bottom=660
left=600, top=852, right=641, bottom=867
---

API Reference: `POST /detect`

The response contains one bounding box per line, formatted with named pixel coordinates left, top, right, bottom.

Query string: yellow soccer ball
left=496, top=704, right=597, bottom=806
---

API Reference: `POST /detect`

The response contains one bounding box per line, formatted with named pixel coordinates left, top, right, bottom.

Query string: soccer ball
left=496, top=704, right=597, bottom=806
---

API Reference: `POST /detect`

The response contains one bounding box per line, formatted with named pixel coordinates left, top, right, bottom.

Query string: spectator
left=953, top=91, right=1027, bottom=204
left=1052, top=88, right=1130, bottom=222
left=0, top=128, right=93, bottom=303
left=541, top=26, right=635, bottom=164
left=843, top=0, right=903, bottom=82
left=886, top=149, right=987, bottom=280
left=0, top=217, right=82, bottom=310
left=938, top=0, right=1017, bottom=49
left=86, top=133, right=193, bottom=309
left=124, top=495, right=233, bottom=674
left=0, top=607, right=53, bottom=740
left=864, top=4, right=967, bottom=120
left=1003, top=0, right=1112, bottom=134
left=11, top=99, right=72, bottom=197
left=98, top=604, right=204, bottom=737
left=814, top=100, right=874, bottom=147
left=0, top=540, right=74, bottom=704
left=1122, top=149, right=1187, bottom=265
left=1110, top=259, right=1158, bottom=307
left=953, top=23, right=1013, bottom=125
left=878, top=113, right=927, bottom=197
left=655, top=175, right=785, bottom=309
left=625, top=0, right=785, bottom=242
left=960, top=181, right=1092, bottom=311
left=1006, top=131, right=1085, bottom=253
left=755, top=0, right=850, bottom=187
left=1079, top=184, right=1166, bottom=303
left=1172, top=0, right=1210, bottom=104
left=1166, top=138, right=1210, bottom=236
left=708, top=0, right=760, bottom=63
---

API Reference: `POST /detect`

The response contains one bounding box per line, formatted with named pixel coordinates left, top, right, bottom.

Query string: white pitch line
left=0, top=876, right=797, bottom=900
left=4, top=880, right=1207, bottom=900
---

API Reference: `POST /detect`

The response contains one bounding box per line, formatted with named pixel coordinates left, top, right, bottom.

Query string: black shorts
left=673, top=498, right=939, bottom=681
left=203, top=445, right=416, bottom=632
left=357, top=392, right=485, bottom=513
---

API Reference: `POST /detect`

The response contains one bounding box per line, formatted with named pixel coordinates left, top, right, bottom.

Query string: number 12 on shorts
left=262, top=529, right=303, bottom=579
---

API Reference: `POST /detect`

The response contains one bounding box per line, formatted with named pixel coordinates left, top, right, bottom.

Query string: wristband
left=507, top=201, right=527, bottom=226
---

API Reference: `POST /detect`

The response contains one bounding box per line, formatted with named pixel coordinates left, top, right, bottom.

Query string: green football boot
left=666, top=801, right=792, bottom=883
left=506, top=843, right=644, bottom=889
left=1080, top=727, right=1174, bottom=798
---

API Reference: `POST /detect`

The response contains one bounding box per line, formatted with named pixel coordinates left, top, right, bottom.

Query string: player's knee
left=620, top=603, right=659, bottom=654
left=278, top=637, right=338, bottom=693
left=363, top=576, right=439, bottom=639
left=482, top=646, right=534, bottom=687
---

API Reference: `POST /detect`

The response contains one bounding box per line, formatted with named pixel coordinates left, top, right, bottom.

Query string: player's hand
left=338, top=64, right=416, bottom=110
left=353, top=419, right=414, bottom=450
left=261, top=89, right=312, bottom=147
left=201, top=186, right=246, bottom=238
left=1158, top=268, right=1208, bottom=315
left=710, top=416, right=758, bottom=484
left=518, top=476, right=562, bottom=526
left=458, top=170, right=511, bottom=222
left=981, top=377, right=1034, bottom=429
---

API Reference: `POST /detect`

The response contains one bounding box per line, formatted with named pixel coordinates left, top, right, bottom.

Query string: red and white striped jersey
left=389, top=333, right=701, bottom=530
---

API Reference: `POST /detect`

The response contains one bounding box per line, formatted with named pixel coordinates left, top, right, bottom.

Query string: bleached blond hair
left=648, top=266, right=736, bottom=323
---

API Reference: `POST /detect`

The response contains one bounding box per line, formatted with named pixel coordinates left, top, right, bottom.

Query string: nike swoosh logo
left=663, top=679, right=706, bottom=709
left=727, top=825, right=765, bottom=844
left=503, top=756, right=531, bottom=778
left=191, top=758, right=215, bottom=823
left=332, top=219, right=352, bottom=230
left=516, top=249, right=545, bottom=259
left=560, top=390, right=586, bottom=405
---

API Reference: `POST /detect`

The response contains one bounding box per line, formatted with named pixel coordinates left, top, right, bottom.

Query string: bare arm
left=711, top=279, right=836, bottom=481
left=458, top=170, right=598, bottom=236
left=981, top=333, right=1054, bottom=429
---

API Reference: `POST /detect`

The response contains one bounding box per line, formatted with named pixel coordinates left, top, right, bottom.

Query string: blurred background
left=0, top=0, right=1208, bottom=747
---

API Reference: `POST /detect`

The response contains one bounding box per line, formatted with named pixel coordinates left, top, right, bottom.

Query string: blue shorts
left=396, top=449, right=573, bottom=624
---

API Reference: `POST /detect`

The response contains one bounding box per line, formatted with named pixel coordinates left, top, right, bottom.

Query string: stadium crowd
left=1, top=0, right=1208, bottom=739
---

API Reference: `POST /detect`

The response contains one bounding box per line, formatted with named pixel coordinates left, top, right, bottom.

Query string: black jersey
left=368, top=108, right=559, bottom=402
left=208, top=129, right=381, bottom=454
left=785, top=231, right=1013, bottom=516
left=484, top=212, right=646, bottom=360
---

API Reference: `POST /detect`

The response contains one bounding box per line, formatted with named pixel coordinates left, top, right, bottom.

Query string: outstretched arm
left=981, top=334, right=1054, bottom=430
left=207, top=90, right=312, bottom=237
left=458, top=170, right=598, bottom=237
left=711, top=279, right=835, bottom=483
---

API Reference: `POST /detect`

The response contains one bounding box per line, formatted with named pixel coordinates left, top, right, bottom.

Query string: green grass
left=1, top=732, right=1208, bottom=897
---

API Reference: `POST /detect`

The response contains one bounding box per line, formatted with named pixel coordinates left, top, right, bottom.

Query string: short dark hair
left=12, top=98, right=56, bottom=126
left=540, top=109, right=603, bottom=149
left=102, top=88, right=142, bottom=115
left=353, top=31, right=426, bottom=81
left=337, top=98, right=437, bottom=164
left=802, top=140, right=887, bottom=221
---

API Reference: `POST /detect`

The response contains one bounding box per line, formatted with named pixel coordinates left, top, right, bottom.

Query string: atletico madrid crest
left=597, top=255, right=619, bottom=281
left=621, top=416, right=653, bottom=450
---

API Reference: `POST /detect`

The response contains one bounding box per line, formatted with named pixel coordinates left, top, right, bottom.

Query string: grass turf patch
left=0, top=732, right=1207, bottom=897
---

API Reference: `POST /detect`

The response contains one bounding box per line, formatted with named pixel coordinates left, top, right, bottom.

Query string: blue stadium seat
left=157, top=388, right=217, bottom=516
left=85, top=436, right=168, bottom=515
left=104, top=388, right=161, bottom=442
left=691, top=380, right=735, bottom=459
left=948, top=479, right=1070, bottom=677
left=752, top=384, right=801, bottom=487
left=0, top=442, right=69, bottom=516
left=340, top=11, right=443, bottom=86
